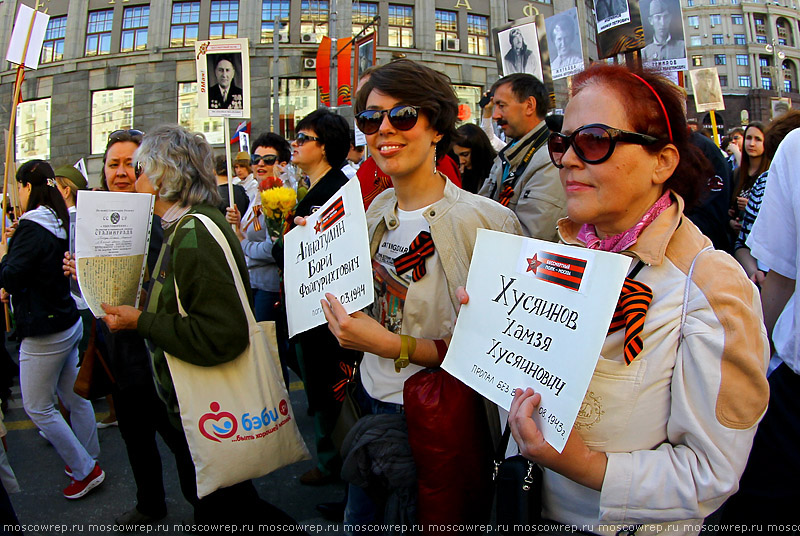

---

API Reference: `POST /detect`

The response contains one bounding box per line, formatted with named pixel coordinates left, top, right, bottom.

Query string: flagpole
left=3, top=5, right=40, bottom=332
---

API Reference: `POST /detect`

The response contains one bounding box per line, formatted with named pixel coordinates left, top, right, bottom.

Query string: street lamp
left=765, top=40, right=786, bottom=98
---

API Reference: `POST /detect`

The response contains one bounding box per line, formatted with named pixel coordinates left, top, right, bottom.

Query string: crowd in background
left=0, top=57, right=796, bottom=534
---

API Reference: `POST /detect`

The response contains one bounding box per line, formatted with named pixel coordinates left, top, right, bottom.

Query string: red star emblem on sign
left=314, top=220, right=322, bottom=234
left=526, top=253, right=542, bottom=274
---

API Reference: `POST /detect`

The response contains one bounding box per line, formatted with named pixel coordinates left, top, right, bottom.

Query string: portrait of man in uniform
left=207, top=54, right=243, bottom=110
left=642, top=0, right=686, bottom=62
left=548, top=12, right=583, bottom=73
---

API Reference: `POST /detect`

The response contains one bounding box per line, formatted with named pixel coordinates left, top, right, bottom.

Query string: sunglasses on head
left=547, top=123, right=660, bottom=169
left=293, top=133, right=321, bottom=146
left=108, top=129, right=144, bottom=142
left=355, top=105, right=421, bottom=135
left=251, top=154, right=279, bottom=166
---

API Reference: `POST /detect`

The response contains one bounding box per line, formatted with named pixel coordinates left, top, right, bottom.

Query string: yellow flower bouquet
left=261, top=185, right=297, bottom=241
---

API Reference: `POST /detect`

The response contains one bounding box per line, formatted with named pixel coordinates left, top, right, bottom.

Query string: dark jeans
left=114, top=379, right=198, bottom=516
left=720, top=362, right=800, bottom=526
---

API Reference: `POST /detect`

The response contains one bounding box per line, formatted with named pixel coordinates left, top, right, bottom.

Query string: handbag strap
left=678, top=246, right=713, bottom=349
left=172, top=213, right=258, bottom=330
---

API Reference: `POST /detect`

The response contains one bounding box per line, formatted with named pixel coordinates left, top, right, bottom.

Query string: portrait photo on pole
left=194, top=38, right=251, bottom=119
left=545, top=8, right=584, bottom=80
left=594, top=0, right=631, bottom=33
left=689, top=68, right=725, bottom=112
left=641, top=0, right=688, bottom=72
left=353, top=33, right=376, bottom=86
left=493, top=17, right=544, bottom=80
left=771, top=97, right=792, bottom=119
left=595, top=0, right=644, bottom=59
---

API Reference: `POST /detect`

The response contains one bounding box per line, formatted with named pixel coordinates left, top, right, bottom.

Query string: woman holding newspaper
left=501, top=64, right=770, bottom=532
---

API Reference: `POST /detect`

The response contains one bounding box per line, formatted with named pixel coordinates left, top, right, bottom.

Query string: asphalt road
left=2, top=344, right=347, bottom=536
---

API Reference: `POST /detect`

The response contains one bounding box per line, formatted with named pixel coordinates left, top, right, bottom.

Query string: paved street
left=1, top=341, right=347, bottom=536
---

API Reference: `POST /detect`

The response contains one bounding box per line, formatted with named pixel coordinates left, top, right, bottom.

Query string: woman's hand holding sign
left=509, top=387, right=607, bottom=491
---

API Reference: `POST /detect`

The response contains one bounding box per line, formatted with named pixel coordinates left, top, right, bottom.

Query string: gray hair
left=135, top=125, right=221, bottom=207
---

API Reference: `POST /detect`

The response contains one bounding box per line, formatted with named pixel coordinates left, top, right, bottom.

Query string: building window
left=352, top=2, right=378, bottom=36
left=91, top=88, right=134, bottom=155
left=467, top=14, right=489, bottom=56
left=210, top=1, right=238, bottom=40
left=121, top=6, right=149, bottom=52
left=736, top=54, right=749, bottom=65
left=719, top=74, right=728, bottom=86
left=687, top=0, right=694, bottom=6
left=688, top=15, right=699, bottom=27
left=15, top=99, right=50, bottom=162
left=300, top=0, right=329, bottom=42
left=732, top=14, right=743, bottom=24
left=715, top=54, right=726, bottom=65
left=453, top=85, right=482, bottom=126
left=692, top=55, right=703, bottom=66
left=762, top=77, right=772, bottom=89
left=785, top=79, right=792, bottom=93
left=759, top=56, right=769, bottom=67
left=734, top=34, right=746, bottom=45
left=387, top=4, right=413, bottom=48
left=261, top=0, right=290, bottom=43
left=171, top=2, right=200, bottom=47
left=710, top=14, right=721, bottom=25
left=779, top=38, right=787, bottom=46
left=274, top=78, right=318, bottom=139
left=691, top=35, right=702, bottom=46
left=708, top=0, right=716, bottom=5
left=756, top=35, right=767, bottom=44
left=738, top=75, right=751, bottom=87
left=178, top=83, right=224, bottom=145
left=435, top=10, right=458, bottom=52
left=712, top=34, right=724, bottom=44
left=730, top=0, right=739, bottom=5
left=41, top=16, right=66, bottom=64
left=85, top=10, right=113, bottom=56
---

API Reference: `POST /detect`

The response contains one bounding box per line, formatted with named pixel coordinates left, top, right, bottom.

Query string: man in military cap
left=642, top=0, right=685, bottom=61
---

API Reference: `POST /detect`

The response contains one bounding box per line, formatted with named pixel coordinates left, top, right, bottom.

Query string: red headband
left=629, top=72, right=673, bottom=143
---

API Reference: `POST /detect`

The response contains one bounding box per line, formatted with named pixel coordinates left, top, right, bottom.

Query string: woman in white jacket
left=507, top=64, right=770, bottom=534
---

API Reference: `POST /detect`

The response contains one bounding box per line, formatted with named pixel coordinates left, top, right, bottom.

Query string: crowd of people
left=0, top=56, right=795, bottom=534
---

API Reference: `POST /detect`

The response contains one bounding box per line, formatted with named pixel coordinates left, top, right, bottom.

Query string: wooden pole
left=710, top=109, right=720, bottom=147
left=223, top=119, right=236, bottom=230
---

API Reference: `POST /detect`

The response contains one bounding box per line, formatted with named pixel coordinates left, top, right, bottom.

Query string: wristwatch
left=394, top=335, right=416, bottom=373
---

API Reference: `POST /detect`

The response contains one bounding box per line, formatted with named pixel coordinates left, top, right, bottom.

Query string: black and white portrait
left=594, top=0, right=631, bottom=33
left=690, top=68, right=724, bottom=112
left=354, top=33, right=376, bottom=84
left=495, top=21, right=543, bottom=80
left=641, top=0, right=687, bottom=70
left=207, top=53, right=243, bottom=110
left=546, top=9, right=584, bottom=80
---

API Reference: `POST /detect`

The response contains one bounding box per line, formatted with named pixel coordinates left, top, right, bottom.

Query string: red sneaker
left=65, top=465, right=72, bottom=477
left=63, top=463, right=105, bottom=499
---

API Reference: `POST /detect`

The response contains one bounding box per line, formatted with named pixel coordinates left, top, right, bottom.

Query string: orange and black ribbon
left=607, top=277, right=653, bottom=365
left=331, top=361, right=355, bottom=402
left=498, top=184, right=515, bottom=207
left=394, top=231, right=434, bottom=282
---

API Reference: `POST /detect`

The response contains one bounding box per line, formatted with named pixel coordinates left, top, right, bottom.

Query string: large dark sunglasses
left=293, top=133, right=321, bottom=146
left=548, top=123, right=660, bottom=169
left=108, top=129, right=144, bottom=142
left=355, top=105, right=421, bottom=135
left=251, top=154, right=278, bottom=166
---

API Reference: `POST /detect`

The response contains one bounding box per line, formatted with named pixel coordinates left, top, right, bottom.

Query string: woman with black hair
left=452, top=123, right=497, bottom=193
left=0, top=160, right=104, bottom=499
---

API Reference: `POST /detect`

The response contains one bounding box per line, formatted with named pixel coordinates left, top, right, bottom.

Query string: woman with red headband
left=505, top=64, right=770, bottom=532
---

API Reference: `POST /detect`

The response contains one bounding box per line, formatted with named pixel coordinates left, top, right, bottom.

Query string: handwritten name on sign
left=442, top=229, right=629, bottom=452
left=283, top=179, right=374, bottom=338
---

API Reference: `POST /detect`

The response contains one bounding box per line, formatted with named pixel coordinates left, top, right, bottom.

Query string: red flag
left=337, top=38, right=352, bottom=106
left=316, top=37, right=332, bottom=107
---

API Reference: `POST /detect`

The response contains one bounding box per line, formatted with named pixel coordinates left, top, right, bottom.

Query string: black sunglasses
left=548, top=123, right=660, bottom=169
left=108, top=129, right=144, bottom=142
left=355, top=105, right=421, bottom=135
left=134, top=162, right=144, bottom=178
left=251, top=154, right=279, bottom=166
left=293, top=133, right=321, bottom=146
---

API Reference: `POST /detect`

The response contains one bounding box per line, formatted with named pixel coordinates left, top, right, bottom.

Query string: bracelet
left=395, top=334, right=416, bottom=372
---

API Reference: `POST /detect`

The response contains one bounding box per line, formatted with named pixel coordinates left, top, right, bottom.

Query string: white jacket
left=548, top=194, right=770, bottom=534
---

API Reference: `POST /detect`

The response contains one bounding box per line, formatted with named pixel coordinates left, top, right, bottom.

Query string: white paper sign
left=442, top=230, right=630, bottom=452
left=353, top=121, right=367, bottom=148
left=283, top=179, right=373, bottom=337
left=239, top=131, right=250, bottom=154
left=75, top=191, right=155, bottom=318
left=195, top=38, right=251, bottom=119
left=6, top=5, right=49, bottom=70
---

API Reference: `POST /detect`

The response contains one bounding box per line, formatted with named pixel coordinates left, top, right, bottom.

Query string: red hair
left=570, top=63, right=710, bottom=209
